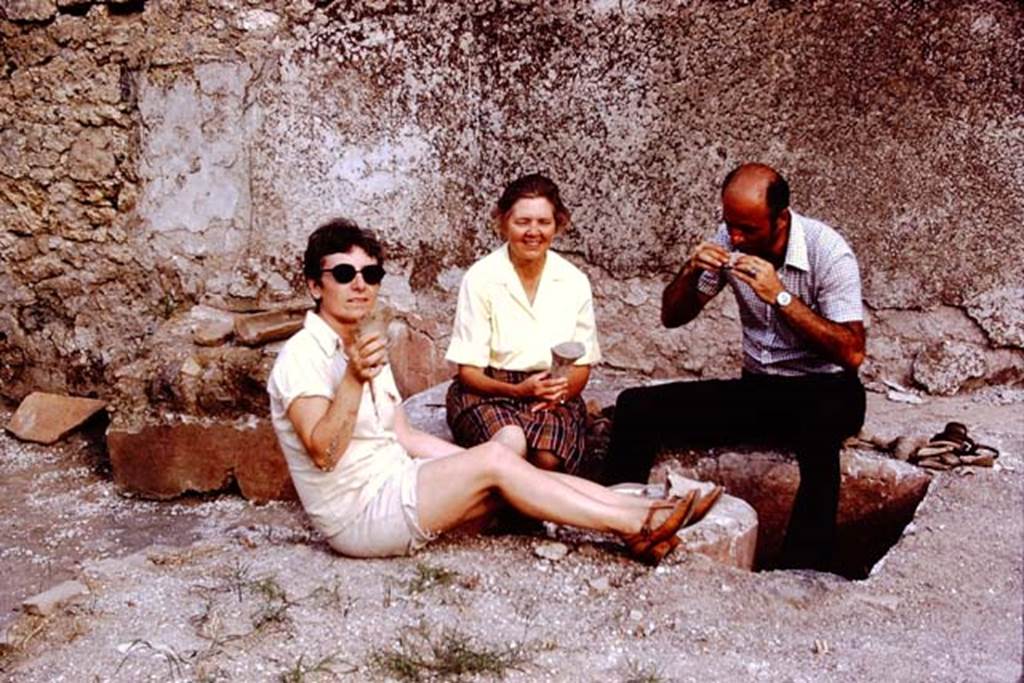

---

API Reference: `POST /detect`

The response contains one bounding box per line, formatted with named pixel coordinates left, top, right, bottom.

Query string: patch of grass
left=248, top=576, right=294, bottom=633
left=189, top=565, right=295, bottom=644
left=303, top=578, right=355, bottom=614
left=623, top=658, right=665, bottom=683
left=404, top=562, right=461, bottom=594
left=278, top=652, right=355, bottom=682
left=370, top=622, right=528, bottom=682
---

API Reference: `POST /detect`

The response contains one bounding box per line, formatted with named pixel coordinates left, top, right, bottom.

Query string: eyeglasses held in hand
left=322, top=263, right=386, bottom=285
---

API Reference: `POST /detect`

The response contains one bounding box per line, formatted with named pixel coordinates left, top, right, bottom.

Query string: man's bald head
left=721, top=163, right=790, bottom=220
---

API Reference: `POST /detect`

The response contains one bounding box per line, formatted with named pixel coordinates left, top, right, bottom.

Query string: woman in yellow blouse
left=445, top=174, right=600, bottom=473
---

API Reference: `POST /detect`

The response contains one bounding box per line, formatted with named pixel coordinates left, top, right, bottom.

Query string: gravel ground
left=0, top=391, right=1021, bottom=682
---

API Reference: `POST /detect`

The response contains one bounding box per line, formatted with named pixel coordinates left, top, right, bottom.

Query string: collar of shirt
left=303, top=310, right=343, bottom=357
left=781, top=211, right=810, bottom=272
left=497, top=242, right=570, bottom=316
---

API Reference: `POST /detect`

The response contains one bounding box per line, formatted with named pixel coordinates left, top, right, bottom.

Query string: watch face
left=776, top=291, right=792, bottom=307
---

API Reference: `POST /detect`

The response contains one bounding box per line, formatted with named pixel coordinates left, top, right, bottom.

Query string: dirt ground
left=0, top=390, right=1021, bottom=682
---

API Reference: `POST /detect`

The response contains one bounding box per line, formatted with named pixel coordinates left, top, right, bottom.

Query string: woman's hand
left=516, top=371, right=569, bottom=411
left=343, top=332, right=388, bottom=383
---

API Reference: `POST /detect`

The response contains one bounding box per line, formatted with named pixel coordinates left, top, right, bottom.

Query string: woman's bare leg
left=415, top=442, right=649, bottom=537
left=447, top=492, right=504, bottom=535
left=530, top=449, right=561, bottom=471
left=548, top=472, right=655, bottom=509
left=490, top=425, right=527, bottom=458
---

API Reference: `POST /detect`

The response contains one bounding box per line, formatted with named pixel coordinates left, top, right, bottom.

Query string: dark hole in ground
left=658, top=447, right=932, bottom=580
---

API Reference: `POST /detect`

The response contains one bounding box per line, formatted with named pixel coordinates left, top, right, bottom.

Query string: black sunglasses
left=322, top=263, right=386, bottom=285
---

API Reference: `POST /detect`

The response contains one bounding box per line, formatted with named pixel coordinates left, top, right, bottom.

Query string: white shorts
left=327, top=459, right=437, bottom=558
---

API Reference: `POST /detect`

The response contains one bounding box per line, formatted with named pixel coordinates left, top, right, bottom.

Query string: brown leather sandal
left=639, top=535, right=682, bottom=567
left=623, top=490, right=697, bottom=561
left=687, top=485, right=724, bottom=526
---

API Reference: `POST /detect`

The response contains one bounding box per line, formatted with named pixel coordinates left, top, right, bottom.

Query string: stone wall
left=2, top=0, right=1022, bottom=423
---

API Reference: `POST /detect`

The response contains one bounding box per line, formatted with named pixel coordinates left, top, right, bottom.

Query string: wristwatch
left=775, top=290, right=793, bottom=308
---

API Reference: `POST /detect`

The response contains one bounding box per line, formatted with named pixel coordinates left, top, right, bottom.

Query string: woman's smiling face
left=501, top=196, right=557, bottom=266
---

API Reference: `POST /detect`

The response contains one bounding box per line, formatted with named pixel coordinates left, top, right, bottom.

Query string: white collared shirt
left=445, top=243, right=602, bottom=371
left=697, top=210, right=863, bottom=376
left=267, top=311, right=410, bottom=538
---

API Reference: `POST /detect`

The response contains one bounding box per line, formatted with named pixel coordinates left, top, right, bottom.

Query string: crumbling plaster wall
left=1, top=0, right=1021, bottom=422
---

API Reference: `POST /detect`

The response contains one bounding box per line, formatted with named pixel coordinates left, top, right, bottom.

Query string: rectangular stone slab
left=6, top=392, right=107, bottom=444
left=107, top=419, right=297, bottom=502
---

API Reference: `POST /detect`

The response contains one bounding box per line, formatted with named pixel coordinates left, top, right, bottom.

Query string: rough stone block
left=6, top=392, right=107, bottom=444
left=402, top=380, right=453, bottom=441
left=5, top=0, right=57, bottom=22
left=68, top=129, right=116, bottom=182
left=912, top=340, right=988, bottom=396
left=234, top=310, right=304, bottom=346
left=193, top=318, right=235, bottom=347
left=107, top=418, right=297, bottom=502
left=965, top=287, right=1024, bottom=348
left=654, top=448, right=931, bottom=573
left=22, top=580, right=89, bottom=616
left=390, top=323, right=447, bottom=398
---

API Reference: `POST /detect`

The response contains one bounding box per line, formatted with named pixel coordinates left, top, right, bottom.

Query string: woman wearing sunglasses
left=444, top=173, right=599, bottom=474
left=267, top=218, right=705, bottom=565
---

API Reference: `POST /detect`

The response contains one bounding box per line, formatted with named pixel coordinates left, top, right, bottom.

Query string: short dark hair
left=492, top=173, right=571, bottom=232
left=302, top=217, right=384, bottom=283
left=721, top=164, right=790, bottom=220
left=765, top=175, right=790, bottom=220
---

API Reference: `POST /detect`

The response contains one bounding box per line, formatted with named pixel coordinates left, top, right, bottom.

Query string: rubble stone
left=6, top=392, right=107, bottom=444
left=912, top=341, right=988, bottom=396
left=193, top=318, right=234, bottom=347
left=22, top=580, right=89, bottom=616
left=107, top=418, right=296, bottom=502
left=234, top=310, right=304, bottom=347
left=965, top=287, right=1024, bottom=348
left=5, top=0, right=57, bottom=23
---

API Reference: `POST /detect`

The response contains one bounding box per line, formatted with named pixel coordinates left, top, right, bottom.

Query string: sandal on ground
left=912, top=421, right=1000, bottom=469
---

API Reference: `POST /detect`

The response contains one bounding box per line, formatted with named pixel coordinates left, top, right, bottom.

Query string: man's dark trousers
left=602, top=371, right=866, bottom=571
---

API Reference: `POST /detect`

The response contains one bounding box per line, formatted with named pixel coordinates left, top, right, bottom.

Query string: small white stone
left=533, top=541, right=569, bottom=561
left=237, top=9, right=280, bottom=32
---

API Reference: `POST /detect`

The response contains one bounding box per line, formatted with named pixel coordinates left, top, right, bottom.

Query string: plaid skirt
left=445, top=368, right=588, bottom=473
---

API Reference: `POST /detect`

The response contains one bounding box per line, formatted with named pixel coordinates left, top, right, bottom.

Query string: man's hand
left=730, top=255, right=785, bottom=304
left=343, top=332, right=388, bottom=383
left=690, top=241, right=731, bottom=273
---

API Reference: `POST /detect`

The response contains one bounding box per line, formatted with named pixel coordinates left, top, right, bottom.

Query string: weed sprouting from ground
left=189, top=565, right=296, bottom=651
left=304, top=578, right=356, bottom=615
left=404, top=562, right=461, bottom=594
left=623, top=658, right=665, bottom=683
left=278, top=652, right=355, bottom=682
left=370, top=621, right=529, bottom=682
left=114, top=638, right=196, bottom=679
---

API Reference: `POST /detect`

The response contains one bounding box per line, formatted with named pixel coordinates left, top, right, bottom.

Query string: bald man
left=603, top=163, right=866, bottom=572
